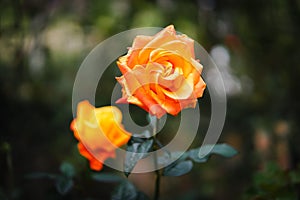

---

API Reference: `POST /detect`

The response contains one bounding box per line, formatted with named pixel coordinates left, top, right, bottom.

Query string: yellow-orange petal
left=134, top=88, right=166, bottom=118
left=71, top=101, right=131, bottom=171
left=131, top=35, right=153, bottom=51
left=194, top=77, right=206, bottom=98
left=77, top=143, right=104, bottom=171
left=160, top=73, right=194, bottom=99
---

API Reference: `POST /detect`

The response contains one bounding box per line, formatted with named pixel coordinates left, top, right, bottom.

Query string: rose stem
left=153, top=117, right=160, bottom=200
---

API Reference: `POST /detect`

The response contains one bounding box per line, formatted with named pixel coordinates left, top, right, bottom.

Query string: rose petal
left=178, top=34, right=195, bottom=58
left=194, top=77, right=206, bottom=98
left=77, top=143, right=105, bottom=171
left=131, top=35, right=153, bottom=51
left=138, top=26, right=178, bottom=64
left=71, top=101, right=131, bottom=171
left=160, top=40, right=192, bottom=59
left=160, top=73, right=194, bottom=99
left=116, top=65, right=150, bottom=96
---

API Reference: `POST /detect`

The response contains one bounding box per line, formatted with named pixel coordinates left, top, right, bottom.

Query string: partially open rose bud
left=71, top=101, right=131, bottom=171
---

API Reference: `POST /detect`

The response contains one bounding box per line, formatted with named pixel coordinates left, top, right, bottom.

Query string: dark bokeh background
left=1, top=0, right=300, bottom=199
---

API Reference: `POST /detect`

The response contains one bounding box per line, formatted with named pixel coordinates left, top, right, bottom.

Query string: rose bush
left=116, top=25, right=206, bottom=118
left=70, top=100, right=131, bottom=171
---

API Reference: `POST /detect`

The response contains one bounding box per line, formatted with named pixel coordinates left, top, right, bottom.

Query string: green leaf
left=171, top=151, right=190, bottom=161
left=124, top=138, right=153, bottom=177
left=158, top=151, right=188, bottom=165
left=55, top=176, right=74, bottom=195
left=92, top=173, right=124, bottom=183
left=163, top=160, right=193, bottom=177
left=112, top=181, right=149, bottom=200
left=189, top=144, right=238, bottom=163
left=132, top=130, right=151, bottom=139
left=60, top=162, right=75, bottom=178
left=210, top=144, right=238, bottom=157
left=147, top=113, right=157, bottom=130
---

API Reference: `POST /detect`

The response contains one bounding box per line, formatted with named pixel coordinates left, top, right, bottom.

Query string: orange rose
left=70, top=101, right=131, bottom=171
left=116, top=25, right=206, bottom=118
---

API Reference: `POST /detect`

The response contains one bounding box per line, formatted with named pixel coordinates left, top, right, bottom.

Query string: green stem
left=153, top=117, right=160, bottom=200
left=154, top=169, right=160, bottom=200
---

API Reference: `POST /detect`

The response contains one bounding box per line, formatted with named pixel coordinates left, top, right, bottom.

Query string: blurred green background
left=1, top=0, right=300, bottom=199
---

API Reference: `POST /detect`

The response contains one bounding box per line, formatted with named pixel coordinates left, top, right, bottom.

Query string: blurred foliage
left=244, top=162, right=300, bottom=200
left=0, top=0, right=300, bottom=199
left=26, top=162, right=75, bottom=195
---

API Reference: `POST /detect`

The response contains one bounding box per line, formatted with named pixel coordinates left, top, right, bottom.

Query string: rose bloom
left=116, top=25, right=206, bottom=118
left=70, top=100, right=131, bottom=171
